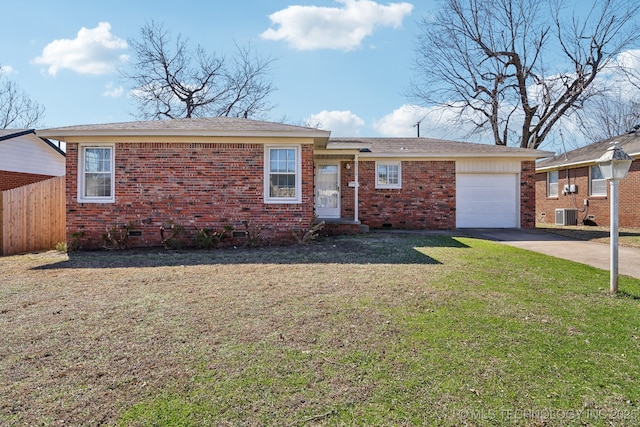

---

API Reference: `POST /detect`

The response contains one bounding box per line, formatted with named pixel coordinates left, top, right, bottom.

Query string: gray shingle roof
left=536, top=131, right=640, bottom=170
left=329, top=137, right=551, bottom=158
left=37, top=117, right=330, bottom=139
left=34, top=117, right=551, bottom=160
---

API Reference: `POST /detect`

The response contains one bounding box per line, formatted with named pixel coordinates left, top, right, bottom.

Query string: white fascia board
left=314, top=149, right=363, bottom=156
left=325, top=142, right=372, bottom=150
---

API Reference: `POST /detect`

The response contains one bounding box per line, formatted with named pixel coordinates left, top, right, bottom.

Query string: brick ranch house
left=0, top=129, right=65, bottom=191
left=37, top=117, right=549, bottom=249
left=536, top=131, right=640, bottom=227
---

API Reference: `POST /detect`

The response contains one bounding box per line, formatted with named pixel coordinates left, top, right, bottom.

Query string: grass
left=537, top=223, right=640, bottom=248
left=2, top=231, right=640, bottom=426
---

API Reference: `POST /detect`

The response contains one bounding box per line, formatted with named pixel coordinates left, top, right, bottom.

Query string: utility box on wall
left=555, top=208, right=578, bottom=226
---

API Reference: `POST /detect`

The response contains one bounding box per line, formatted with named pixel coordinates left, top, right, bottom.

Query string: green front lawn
left=1, top=232, right=640, bottom=426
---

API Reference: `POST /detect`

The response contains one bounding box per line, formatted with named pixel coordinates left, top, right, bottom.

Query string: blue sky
left=1, top=0, right=441, bottom=137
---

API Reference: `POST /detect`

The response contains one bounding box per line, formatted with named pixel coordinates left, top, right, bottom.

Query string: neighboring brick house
left=536, top=131, right=640, bottom=227
left=0, top=129, right=65, bottom=191
left=37, top=117, right=548, bottom=249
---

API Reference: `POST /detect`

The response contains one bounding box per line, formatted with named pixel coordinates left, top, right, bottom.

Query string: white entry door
left=315, top=163, right=340, bottom=218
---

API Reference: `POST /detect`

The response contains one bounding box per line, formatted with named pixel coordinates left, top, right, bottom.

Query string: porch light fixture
left=596, top=142, right=633, bottom=295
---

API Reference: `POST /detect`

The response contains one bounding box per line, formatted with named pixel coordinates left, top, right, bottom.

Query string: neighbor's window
left=547, top=170, right=558, bottom=197
left=264, top=146, right=301, bottom=203
left=590, top=165, right=607, bottom=196
left=375, top=161, right=402, bottom=189
left=79, top=145, right=115, bottom=203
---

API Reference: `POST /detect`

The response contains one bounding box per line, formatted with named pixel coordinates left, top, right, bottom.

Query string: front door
left=315, top=163, right=340, bottom=218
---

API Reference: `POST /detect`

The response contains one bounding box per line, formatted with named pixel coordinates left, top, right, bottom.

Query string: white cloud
left=373, top=104, right=491, bottom=141
left=617, top=49, right=640, bottom=69
left=598, top=49, right=640, bottom=99
left=33, top=22, right=128, bottom=76
left=261, top=0, right=413, bottom=51
left=306, top=110, right=364, bottom=136
left=0, top=65, right=16, bottom=75
left=373, top=104, right=431, bottom=137
left=103, top=82, right=124, bottom=98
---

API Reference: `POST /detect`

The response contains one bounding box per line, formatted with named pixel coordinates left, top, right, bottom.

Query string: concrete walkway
left=463, top=228, right=640, bottom=280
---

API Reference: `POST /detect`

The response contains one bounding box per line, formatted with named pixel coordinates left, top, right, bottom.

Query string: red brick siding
left=339, top=161, right=356, bottom=220
left=66, top=142, right=314, bottom=249
left=619, top=161, right=640, bottom=226
left=338, top=160, right=535, bottom=230
left=535, top=160, right=640, bottom=227
left=344, top=160, right=457, bottom=229
left=520, top=161, right=536, bottom=228
left=0, top=171, right=56, bottom=191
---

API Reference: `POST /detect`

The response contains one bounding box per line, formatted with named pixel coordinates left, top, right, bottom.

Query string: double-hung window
left=79, top=145, right=115, bottom=203
left=547, top=170, right=558, bottom=197
left=590, top=165, right=607, bottom=196
left=264, top=146, right=301, bottom=203
left=375, top=161, right=402, bottom=189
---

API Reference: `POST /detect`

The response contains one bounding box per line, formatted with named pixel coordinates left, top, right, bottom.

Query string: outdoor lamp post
left=596, top=143, right=633, bottom=295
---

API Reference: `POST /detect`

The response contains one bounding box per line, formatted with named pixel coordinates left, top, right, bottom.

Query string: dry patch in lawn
left=0, top=232, right=458, bottom=425
left=5, top=232, right=635, bottom=426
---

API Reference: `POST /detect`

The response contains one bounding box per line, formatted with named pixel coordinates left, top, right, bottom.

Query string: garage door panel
left=458, top=190, right=515, bottom=202
left=456, top=173, right=519, bottom=228
left=457, top=213, right=516, bottom=228
left=465, top=201, right=516, bottom=212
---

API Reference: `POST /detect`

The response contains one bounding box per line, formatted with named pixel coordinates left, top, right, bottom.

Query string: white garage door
left=456, top=173, right=519, bottom=228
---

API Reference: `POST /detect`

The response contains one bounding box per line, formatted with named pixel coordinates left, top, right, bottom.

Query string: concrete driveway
left=463, top=228, right=640, bottom=280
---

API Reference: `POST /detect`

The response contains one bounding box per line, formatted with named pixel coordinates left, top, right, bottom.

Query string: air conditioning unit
left=555, top=208, right=578, bottom=226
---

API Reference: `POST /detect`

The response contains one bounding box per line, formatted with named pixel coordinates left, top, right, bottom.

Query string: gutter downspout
left=354, top=153, right=359, bottom=223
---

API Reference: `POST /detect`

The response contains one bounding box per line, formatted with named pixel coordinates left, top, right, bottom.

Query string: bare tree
left=0, top=69, right=45, bottom=129
left=122, top=21, right=276, bottom=120
left=410, top=0, right=639, bottom=149
left=577, top=92, right=640, bottom=142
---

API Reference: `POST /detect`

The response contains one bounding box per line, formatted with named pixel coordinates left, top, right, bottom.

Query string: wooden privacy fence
left=1, top=176, right=66, bottom=256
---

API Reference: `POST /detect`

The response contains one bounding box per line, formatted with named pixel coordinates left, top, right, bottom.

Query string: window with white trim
left=375, top=161, right=402, bottom=189
left=590, top=165, right=607, bottom=196
left=547, top=170, right=558, bottom=197
left=79, top=145, right=115, bottom=203
left=264, top=146, right=301, bottom=203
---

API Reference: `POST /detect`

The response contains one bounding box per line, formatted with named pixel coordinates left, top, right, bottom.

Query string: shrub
left=160, top=221, right=186, bottom=249
left=68, top=231, right=84, bottom=252
left=197, top=225, right=233, bottom=249
left=101, top=221, right=137, bottom=250
left=241, top=220, right=265, bottom=247
left=291, top=215, right=325, bottom=244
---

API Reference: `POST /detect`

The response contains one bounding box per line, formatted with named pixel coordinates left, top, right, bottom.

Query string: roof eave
left=0, top=129, right=65, bottom=157
left=536, top=151, right=640, bottom=172
left=0, top=129, right=35, bottom=141
left=36, top=128, right=330, bottom=140
left=358, top=151, right=552, bottom=159
left=39, top=137, right=66, bottom=157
